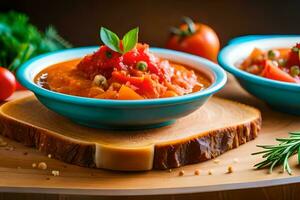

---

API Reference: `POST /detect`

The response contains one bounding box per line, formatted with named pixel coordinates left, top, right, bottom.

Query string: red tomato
left=287, top=43, right=300, bottom=67
left=16, top=81, right=26, bottom=90
left=166, top=17, right=220, bottom=62
left=0, top=67, right=16, bottom=100
left=262, top=61, right=298, bottom=83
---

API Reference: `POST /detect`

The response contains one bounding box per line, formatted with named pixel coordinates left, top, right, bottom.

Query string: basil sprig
left=100, top=27, right=139, bottom=54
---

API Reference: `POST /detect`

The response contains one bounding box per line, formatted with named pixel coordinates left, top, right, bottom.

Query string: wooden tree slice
left=0, top=95, right=261, bottom=171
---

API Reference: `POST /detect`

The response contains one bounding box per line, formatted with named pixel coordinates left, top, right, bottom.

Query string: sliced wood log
left=0, top=95, right=261, bottom=171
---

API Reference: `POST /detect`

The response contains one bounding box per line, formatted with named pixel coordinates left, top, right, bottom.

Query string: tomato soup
left=240, top=43, right=300, bottom=84
left=35, top=44, right=211, bottom=100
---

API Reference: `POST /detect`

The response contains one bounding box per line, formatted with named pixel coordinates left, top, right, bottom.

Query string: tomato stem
left=182, top=16, right=196, bottom=35
left=170, top=17, right=196, bottom=37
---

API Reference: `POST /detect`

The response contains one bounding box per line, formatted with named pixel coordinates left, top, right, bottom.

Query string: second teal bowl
left=17, top=47, right=227, bottom=129
left=218, top=35, right=300, bottom=115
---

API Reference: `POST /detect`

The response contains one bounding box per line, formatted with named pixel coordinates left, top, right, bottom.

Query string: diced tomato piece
left=287, top=43, right=300, bottom=67
left=261, top=60, right=298, bottom=83
left=111, top=71, right=157, bottom=98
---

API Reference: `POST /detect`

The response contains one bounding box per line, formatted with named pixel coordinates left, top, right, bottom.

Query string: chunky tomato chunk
left=240, top=43, right=300, bottom=84
left=75, top=43, right=208, bottom=99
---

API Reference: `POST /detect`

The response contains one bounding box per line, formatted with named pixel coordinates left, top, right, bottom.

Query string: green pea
left=268, top=50, right=276, bottom=59
left=278, top=59, right=287, bottom=67
left=136, top=61, right=148, bottom=71
left=93, top=74, right=108, bottom=88
left=292, top=47, right=299, bottom=53
left=290, top=65, right=300, bottom=77
left=106, top=51, right=112, bottom=58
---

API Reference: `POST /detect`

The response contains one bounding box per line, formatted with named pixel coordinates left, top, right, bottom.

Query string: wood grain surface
left=1, top=75, right=300, bottom=199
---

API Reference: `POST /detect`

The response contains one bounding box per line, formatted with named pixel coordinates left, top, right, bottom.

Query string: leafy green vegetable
left=122, top=27, right=139, bottom=54
left=0, top=11, right=72, bottom=72
left=100, top=27, right=139, bottom=54
left=100, top=27, right=122, bottom=53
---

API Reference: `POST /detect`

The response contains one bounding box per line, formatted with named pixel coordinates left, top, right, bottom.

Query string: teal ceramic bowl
left=17, top=47, right=226, bottom=129
left=218, top=35, right=300, bottom=115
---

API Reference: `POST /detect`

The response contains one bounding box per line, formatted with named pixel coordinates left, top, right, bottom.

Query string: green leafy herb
left=100, top=27, right=139, bottom=54
left=122, top=27, right=139, bottom=54
left=0, top=11, right=72, bottom=72
left=252, top=131, right=300, bottom=175
left=100, top=27, right=122, bottom=53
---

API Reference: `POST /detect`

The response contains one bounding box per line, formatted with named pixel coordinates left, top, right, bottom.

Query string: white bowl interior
left=224, top=37, right=300, bottom=67
left=24, top=48, right=216, bottom=84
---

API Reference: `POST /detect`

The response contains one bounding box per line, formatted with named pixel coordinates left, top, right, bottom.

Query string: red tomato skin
left=261, top=61, right=298, bottom=83
left=16, top=80, right=26, bottom=90
left=0, top=67, right=16, bottom=100
left=111, top=71, right=156, bottom=98
left=166, top=23, right=220, bottom=62
left=287, top=43, right=300, bottom=67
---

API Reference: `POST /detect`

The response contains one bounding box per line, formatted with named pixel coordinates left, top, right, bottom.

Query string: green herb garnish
left=100, top=27, right=139, bottom=54
left=252, top=131, right=300, bottom=175
left=0, top=11, right=72, bottom=72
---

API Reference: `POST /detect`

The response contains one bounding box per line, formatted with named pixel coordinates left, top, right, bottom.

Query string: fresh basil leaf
left=100, top=27, right=121, bottom=53
left=122, top=27, right=139, bottom=54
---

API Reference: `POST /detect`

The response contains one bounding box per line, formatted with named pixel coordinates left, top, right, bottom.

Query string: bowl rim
left=17, top=47, right=227, bottom=107
left=17, top=47, right=227, bottom=106
left=218, top=35, right=300, bottom=92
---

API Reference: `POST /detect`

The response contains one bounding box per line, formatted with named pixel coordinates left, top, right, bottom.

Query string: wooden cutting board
left=0, top=75, right=299, bottom=196
left=0, top=95, right=260, bottom=171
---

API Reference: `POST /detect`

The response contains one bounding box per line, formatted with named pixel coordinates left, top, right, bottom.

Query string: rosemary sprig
left=252, top=131, right=300, bottom=175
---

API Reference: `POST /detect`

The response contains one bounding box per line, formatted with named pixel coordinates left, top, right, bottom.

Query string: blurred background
left=1, top=0, right=300, bottom=47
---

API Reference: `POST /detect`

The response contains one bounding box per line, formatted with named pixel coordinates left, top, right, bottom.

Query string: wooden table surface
left=1, top=75, right=300, bottom=200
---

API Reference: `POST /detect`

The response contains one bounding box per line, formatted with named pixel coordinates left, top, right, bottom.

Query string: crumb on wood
left=38, top=162, right=47, bottom=170
left=178, top=170, right=185, bottom=176
left=48, top=154, right=52, bottom=158
left=208, top=169, right=213, bottom=175
left=168, top=169, right=172, bottom=173
left=46, top=177, right=50, bottom=180
left=5, top=146, right=14, bottom=151
left=227, top=165, right=233, bottom=174
left=233, top=158, right=239, bottom=163
left=23, top=152, right=28, bottom=155
left=213, top=159, right=220, bottom=164
left=194, top=169, right=200, bottom=176
left=32, top=163, right=37, bottom=168
left=51, top=170, right=60, bottom=177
